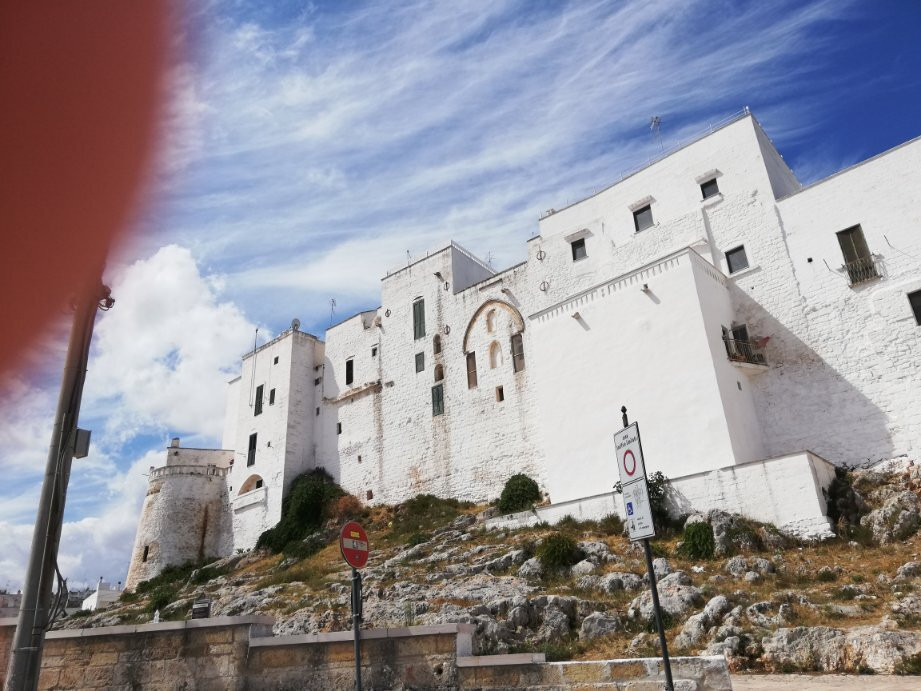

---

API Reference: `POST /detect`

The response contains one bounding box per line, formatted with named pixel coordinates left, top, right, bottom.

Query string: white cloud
left=86, top=244, right=259, bottom=446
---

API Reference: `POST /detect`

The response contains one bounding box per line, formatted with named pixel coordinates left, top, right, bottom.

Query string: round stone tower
left=125, top=439, right=234, bottom=591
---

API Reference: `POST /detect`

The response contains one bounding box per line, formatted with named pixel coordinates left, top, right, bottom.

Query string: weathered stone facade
left=0, top=617, right=732, bottom=690
left=127, top=111, right=921, bottom=585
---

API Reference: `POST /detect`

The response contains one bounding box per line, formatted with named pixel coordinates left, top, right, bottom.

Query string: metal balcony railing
left=843, top=256, right=879, bottom=286
left=723, top=338, right=766, bottom=366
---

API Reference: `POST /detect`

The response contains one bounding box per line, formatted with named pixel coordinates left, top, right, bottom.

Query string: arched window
left=239, top=474, right=264, bottom=495
left=434, top=364, right=444, bottom=382
left=433, top=334, right=442, bottom=354
left=489, top=341, right=502, bottom=369
left=486, top=309, right=496, bottom=333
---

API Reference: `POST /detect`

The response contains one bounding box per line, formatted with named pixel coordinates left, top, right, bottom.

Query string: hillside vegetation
left=62, top=462, right=921, bottom=675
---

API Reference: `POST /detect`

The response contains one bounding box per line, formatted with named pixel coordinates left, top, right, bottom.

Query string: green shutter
left=432, top=383, right=444, bottom=416
left=413, top=299, right=425, bottom=339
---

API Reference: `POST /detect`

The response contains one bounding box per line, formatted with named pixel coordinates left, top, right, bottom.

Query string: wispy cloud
left=7, top=0, right=904, bottom=588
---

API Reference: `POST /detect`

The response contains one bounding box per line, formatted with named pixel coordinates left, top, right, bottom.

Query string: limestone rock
left=579, top=612, right=622, bottom=640
left=628, top=571, right=703, bottom=621
left=745, top=601, right=790, bottom=628
left=578, top=541, right=612, bottom=564
left=724, top=556, right=774, bottom=578
left=761, top=625, right=921, bottom=674
left=891, top=594, right=921, bottom=623
left=517, top=557, right=543, bottom=579
left=570, top=559, right=596, bottom=576
left=603, top=571, right=643, bottom=592
left=896, top=561, right=921, bottom=579
left=535, top=607, right=570, bottom=642
left=860, top=490, right=921, bottom=544
left=653, top=557, right=672, bottom=578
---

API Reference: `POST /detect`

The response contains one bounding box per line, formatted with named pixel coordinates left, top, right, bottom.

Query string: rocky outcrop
left=761, top=625, right=921, bottom=674
left=860, top=490, right=921, bottom=545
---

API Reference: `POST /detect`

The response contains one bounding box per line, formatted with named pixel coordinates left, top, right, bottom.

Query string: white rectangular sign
left=614, top=422, right=646, bottom=486
left=622, top=479, right=656, bottom=541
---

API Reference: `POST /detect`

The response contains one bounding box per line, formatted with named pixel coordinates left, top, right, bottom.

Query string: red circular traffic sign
left=339, top=521, right=370, bottom=569
left=623, top=449, right=637, bottom=477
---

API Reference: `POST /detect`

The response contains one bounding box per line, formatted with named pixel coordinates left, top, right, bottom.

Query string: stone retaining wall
left=0, top=616, right=731, bottom=689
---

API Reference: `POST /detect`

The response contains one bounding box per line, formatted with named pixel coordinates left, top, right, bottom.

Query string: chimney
left=170, top=437, right=180, bottom=448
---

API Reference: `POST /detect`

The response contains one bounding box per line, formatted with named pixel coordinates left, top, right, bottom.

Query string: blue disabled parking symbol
left=626, top=502, right=634, bottom=516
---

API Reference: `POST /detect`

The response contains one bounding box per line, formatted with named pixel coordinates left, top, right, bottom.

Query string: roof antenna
left=650, top=116, right=663, bottom=151
left=328, top=298, right=337, bottom=326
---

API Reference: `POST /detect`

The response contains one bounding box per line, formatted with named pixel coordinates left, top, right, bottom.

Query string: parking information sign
left=614, top=422, right=656, bottom=541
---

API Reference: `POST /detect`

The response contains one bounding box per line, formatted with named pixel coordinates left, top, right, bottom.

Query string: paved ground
left=732, top=674, right=921, bottom=690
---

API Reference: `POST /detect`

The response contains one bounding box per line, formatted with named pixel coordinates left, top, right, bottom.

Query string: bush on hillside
left=537, top=532, right=583, bottom=572
left=677, top=521, right=715, bottom=560
left=498, top=474, right=542, bottom=514
left=256, top=469, right=345, bottom=554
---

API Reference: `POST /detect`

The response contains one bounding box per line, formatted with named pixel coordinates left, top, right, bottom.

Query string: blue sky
left=1, top=0, right=920, bottom=590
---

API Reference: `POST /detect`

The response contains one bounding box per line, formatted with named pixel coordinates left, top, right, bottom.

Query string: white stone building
left=126, top=111, right=921, bottom=589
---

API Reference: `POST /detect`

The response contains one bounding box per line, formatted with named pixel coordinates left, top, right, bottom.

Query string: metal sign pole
left=620, top=406, right=673, bottom=691
left=351, top=567, right=362, bottom=691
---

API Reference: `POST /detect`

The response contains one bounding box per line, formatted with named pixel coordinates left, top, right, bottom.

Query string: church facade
left=126, top=111, right=921, bottom=589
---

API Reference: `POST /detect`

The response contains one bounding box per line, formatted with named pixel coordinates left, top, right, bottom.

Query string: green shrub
left=498, top=474, right=542, bottom=514
left=537, top=532, right=583, bottom=572
left=147, top=585, right=176, bottom=613
left=257, top=469, right=345, bottom=554
left=405, top=532, right=428, bottom=547
left=598, top=513, right=624, bottom=536
left=68, top=609, right=92, bottom=619
left=678, top=521, right=715, bottom=560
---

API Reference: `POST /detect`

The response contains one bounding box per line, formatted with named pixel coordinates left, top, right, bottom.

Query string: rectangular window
left=254, top=385, right=264, bottom=416
left=413, top=299, right=426, bottom=339
left=371, top=346, right=378, bottom=357
left=571, top=238, right=587, bottom=261
left=255, top=479, right=263, bottom=489
left=511, top=333, right=525, bottom=373
left=725, top=246, right=749, bottom=274
left=837, top=224, right=878, bottom=284
left=273, top=356, right=279, bottom=365
left=142, top=545, right=149, bottom=563
left=466, top=352, right=478, bottom=389
left=633, top=204, right=654, bottom=232
left=432, top=383, right=444, bottom=416
left=909, top=290, right=921, bottom=325
left=247, top=433, right=257, bottom=466
left=700, top=178, right=720, bottom=199
left=269, top=388, right=275, bottom=405
left=495, top=385, right=504, bottom=402
left=345, top=358, right=354, bottom=385
left=415, top=352, right=425, bottom=373
left=337, top=422, right=342, bottom=435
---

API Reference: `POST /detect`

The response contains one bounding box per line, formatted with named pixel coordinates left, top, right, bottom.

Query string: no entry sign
left=340, top=521, right=370, bottom=569
left=614, top=423, right=646, bottom=482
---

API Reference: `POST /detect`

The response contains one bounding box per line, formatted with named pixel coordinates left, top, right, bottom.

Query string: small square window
left=337, top=422, right=342, bottom=435
left=415, top=352, right=425, bottom=373
left=701, top=178, right=720, bottom=199
left=269, top=388, right=276, bottom=405
left=908, top=290, right=921, bottom=325
left=571, top=238, right=587, bottom=261
left=273, top=356, right=279, bottom=365
left=725, top=246, right=749, bottom=274
left=633, top=204, right=654, bottom=232
left=495, top=385, right=504, bottom=402
left=255, top=479, right=263, bottom=489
